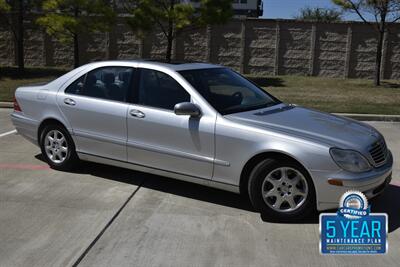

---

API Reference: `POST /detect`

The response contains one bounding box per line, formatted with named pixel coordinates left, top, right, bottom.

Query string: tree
left=37, top=0, right=115, bottom=68
left=124, top=0, right=233, bottom=62
left=0, top=0, right=35, bottom=72
left=333, top=0, right=400, bottom=86
left=294, top=6, right=342, bottom=22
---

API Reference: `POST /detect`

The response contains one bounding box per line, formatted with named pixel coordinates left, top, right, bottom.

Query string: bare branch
left=391, top=15, right=400, bottom=22
left=348, top=0, right=376, bottom=26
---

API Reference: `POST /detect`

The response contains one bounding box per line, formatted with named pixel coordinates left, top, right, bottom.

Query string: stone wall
left=1, top=18, right=400, bottom=79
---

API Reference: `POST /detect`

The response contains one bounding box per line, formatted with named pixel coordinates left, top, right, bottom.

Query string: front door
left=127, top=68, right=215, bottom=179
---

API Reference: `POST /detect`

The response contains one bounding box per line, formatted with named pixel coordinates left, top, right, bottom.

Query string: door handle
left=129, top=109, right=145, bottom=118
left=64, top=98, right=76, bottom=106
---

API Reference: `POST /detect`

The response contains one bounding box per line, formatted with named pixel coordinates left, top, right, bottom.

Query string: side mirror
left=174, top=102, right=201, bottom=117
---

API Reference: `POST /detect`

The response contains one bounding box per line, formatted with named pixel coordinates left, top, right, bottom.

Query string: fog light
left=328, top=179, right=343, bottom=186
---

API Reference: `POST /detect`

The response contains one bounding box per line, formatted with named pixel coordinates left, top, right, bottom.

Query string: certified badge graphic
left=320, top=190, right=388, bottom=254
left=338, top=191, right=370, bottom=219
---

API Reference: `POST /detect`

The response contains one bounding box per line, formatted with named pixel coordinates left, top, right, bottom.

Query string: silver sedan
left=11, top=60, right=393, bottom=220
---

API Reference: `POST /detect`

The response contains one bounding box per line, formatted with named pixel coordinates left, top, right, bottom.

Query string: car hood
left=224, top=104, right=381, bottom=150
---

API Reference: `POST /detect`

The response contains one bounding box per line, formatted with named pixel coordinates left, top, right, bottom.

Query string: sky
left=261, top=0, right=368, bottom=21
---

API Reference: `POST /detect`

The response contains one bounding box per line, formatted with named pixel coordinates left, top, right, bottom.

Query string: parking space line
left=0, top=130, right=16, bottom=138
left=72, top=180, right=144, bottom=267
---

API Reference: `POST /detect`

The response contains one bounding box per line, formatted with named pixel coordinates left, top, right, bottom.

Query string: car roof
left=45, top=59, right=223, bottom=92
left=82, top=59, right=222, bottom=72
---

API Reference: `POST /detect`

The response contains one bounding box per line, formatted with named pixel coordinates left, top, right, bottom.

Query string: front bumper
left=312, top=150, right=393, bottom=211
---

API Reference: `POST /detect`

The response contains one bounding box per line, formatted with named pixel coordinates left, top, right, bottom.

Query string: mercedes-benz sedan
left=11, top=60, right=393, bottom=220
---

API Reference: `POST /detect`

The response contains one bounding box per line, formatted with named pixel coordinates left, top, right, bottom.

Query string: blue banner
left=320, top=213, right=387, bottom=254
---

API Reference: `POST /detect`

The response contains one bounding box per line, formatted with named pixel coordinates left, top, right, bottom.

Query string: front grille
left=369, top=138, right=388, bottom=167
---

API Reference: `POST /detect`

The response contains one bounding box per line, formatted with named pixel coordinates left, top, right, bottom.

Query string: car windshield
left=179, top=68, right=280, bottom=115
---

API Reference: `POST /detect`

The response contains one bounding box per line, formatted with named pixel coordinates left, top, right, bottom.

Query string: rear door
left=126, top=68, right=215, bottom=179
left=57, top=66, right=134, bottom=161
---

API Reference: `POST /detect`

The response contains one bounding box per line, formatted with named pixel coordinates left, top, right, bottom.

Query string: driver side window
left=137, top=69, right=190, bottom=110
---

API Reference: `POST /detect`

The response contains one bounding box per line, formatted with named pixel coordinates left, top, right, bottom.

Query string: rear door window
left=65, top=67, right=134, bottom=102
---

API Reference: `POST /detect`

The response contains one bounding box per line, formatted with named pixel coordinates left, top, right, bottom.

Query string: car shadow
left=35, top=154, right=255, bottom=212
left=34, top=154, right=400, bottom=231
left=370, top=184, right=400, bottom=233
left=261, top=183, right=400, bottom=230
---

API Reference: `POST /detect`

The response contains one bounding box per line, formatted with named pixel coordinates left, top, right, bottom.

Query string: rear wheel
left=40, top=124, right=79, bottom=171
left=248, top=158, right=316, bottom=221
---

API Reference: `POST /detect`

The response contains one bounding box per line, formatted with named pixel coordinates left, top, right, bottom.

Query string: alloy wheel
left=44, top=130, right=68, bottom=164
left=261, top=167, right=308, bottom=212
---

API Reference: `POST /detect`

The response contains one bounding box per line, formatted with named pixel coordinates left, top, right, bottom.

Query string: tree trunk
left=73, top=7, right=80, bottom=68
left=374, top=30, right=384, bottom=86
left=166, top=36, right=172, bottom=63
left=16, top=0, right=24, bottom=72
left=165, top=1, right=174, bottom=63
left=73, top=34, right=80, bottom=68
left=165, top=20, right=174, bottom=62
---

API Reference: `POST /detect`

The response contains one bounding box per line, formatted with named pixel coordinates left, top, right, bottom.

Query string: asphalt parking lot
left=0, top=108, right=399, bottom=267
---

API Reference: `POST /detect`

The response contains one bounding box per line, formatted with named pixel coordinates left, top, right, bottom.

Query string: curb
left=0, top=101, right=399, bottom=122
left=0, top=102, right=13, bottom=108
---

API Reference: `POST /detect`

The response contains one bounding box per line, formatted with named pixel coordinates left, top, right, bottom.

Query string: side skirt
left=77, top=152, right=240, bottom=194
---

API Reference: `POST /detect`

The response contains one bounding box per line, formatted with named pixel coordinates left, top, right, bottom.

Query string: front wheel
left=248, top=158, right=316, bottom=221
left=40, top=124, right=79, bottom=171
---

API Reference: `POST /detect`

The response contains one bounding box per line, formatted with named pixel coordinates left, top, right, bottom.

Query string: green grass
left=1, top=67, right=400, bottom=114
left=248, top=75, right=400, bottom=115
left=0, top=67, right=67, bottom=102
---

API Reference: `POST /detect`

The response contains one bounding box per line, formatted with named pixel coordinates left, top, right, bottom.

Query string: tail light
left=13, top=96, right=22, bottom=112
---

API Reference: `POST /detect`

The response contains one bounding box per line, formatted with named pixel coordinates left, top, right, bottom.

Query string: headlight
left=330, top=148, right=371, bottom=173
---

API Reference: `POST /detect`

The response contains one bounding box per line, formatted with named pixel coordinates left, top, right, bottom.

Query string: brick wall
left=1, top=18, right=400, bottom=79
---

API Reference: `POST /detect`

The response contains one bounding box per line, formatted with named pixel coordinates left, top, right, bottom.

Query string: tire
left=248, top=158, right=316, bottom=221
left=40, top=124, right=79, bottom=171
